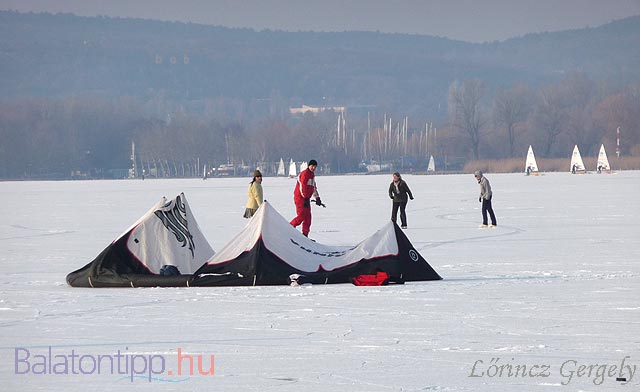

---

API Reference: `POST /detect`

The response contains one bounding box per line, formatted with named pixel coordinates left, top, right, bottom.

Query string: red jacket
left=294, top=168, right=319, bottom=202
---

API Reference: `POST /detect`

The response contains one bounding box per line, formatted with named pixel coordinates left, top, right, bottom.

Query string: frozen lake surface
left=1, top=171, right=639, bottom=391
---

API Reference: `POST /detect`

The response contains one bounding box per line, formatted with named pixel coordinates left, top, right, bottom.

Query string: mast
left=616, top=126, right=621, bottom=158
left=129, top=141, right=137, bottom=179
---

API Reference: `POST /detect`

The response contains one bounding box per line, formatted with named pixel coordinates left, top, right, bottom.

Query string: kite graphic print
left=154, top=195, right=195, bottom=257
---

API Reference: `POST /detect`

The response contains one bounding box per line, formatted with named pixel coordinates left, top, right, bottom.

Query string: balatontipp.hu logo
left=14, top=346, right=214, bottom=382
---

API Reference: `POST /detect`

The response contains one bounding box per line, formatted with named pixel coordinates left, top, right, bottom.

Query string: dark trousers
left=391, top=201, right=407, bottom=226
left=482, top=197, right=497, bottom=226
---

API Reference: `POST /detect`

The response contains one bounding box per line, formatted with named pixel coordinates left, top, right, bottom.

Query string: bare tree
left=592, top=84, right=640, bottom=155
left=561, top=73, right=599, bottom=153
left=535, top=86, right=567, bottom=156
left=448, top=79, right=486, bottom=160
left=493, top=84, right=532, bottom=157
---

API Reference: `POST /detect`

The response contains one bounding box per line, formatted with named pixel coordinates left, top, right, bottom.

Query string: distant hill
left=1, top=11, right=639, bottom=119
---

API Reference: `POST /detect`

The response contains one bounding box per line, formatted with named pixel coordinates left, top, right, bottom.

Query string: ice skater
left=474, top=170, right=497, bottom=228
left=388, top=171, right=413, bottom=229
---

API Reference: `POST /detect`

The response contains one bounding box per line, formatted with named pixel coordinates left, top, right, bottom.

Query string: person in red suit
left=290, top=159, right=322, bottom=237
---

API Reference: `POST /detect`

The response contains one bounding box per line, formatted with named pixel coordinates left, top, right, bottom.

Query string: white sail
left=525, top=145, right=539, bottom=174
left=596, top=144, right=611, bottom=172
left=570, top=145, right=586, bottom=173
left=427, top=155, right=435, bottom=172
left=300, top=161, right=308, bottom=172
left=288, top=159, right=297, bottom=178
left=277, top=158, right=285, bottom=176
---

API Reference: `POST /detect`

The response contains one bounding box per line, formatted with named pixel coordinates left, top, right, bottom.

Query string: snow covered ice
left=1, top=171, right=639, bottom=391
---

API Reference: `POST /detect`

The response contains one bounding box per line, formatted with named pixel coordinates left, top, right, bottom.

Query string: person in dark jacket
left=388, top=172, right=413, bottom=229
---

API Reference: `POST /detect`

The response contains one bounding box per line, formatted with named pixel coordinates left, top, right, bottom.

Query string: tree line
left=1, top=72, right=638, bottom=179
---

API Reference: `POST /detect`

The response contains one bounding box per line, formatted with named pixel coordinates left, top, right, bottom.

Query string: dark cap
left=253, top=169, right=262, bottom=177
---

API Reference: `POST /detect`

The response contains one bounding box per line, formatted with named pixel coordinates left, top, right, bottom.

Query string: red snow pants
left=290, top=200, right=312, bottom=236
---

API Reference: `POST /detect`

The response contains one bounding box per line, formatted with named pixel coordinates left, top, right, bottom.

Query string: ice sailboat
left=570, top=145, right=586, bottom=174
left=596, top=144, right=613, bottom=173
left=277, top=158, right=285, bottom=176
left=288, top=159, right=297, bottom=178
left=427, top=155, right=436, bottom=173
left=525, top=145, right=539, bottom=175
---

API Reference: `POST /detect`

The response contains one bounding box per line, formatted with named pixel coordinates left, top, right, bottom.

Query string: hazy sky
left=1, top=0, right=639, bottom=42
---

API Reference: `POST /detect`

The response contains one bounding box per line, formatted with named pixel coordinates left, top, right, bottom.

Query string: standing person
left=388, top=171, right=413, bottom=229
left=474, top=170, right=497, bottom=228
left=290, top=159, right=321, bottom=237
left=243, top=169, right=263, bottom=218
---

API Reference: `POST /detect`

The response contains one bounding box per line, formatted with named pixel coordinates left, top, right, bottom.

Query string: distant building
left=289, top=105, right=346, bottom=115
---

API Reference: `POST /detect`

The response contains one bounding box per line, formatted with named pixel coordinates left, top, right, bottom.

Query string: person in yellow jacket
left=244, top=169, right=264, bottom=218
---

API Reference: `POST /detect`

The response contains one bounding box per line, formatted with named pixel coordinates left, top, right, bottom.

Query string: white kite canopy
left=596, top=144, right=611, bottom=173
left=288, top=159, right=297, bottom=178
left=204, top=202, right=396, bottom=272
left=191, top=202, right=441, bottom=286
left=525, top=145, right=539, bottom=174
left=427, top=155, right=436, bottom=172
left=277, top=158, right=285, bottom=176
left=570, top=145, right=586, bottom=173
left=67, top=193, right=215, bottom=287
left=120, top=193, right=214, bottom=274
